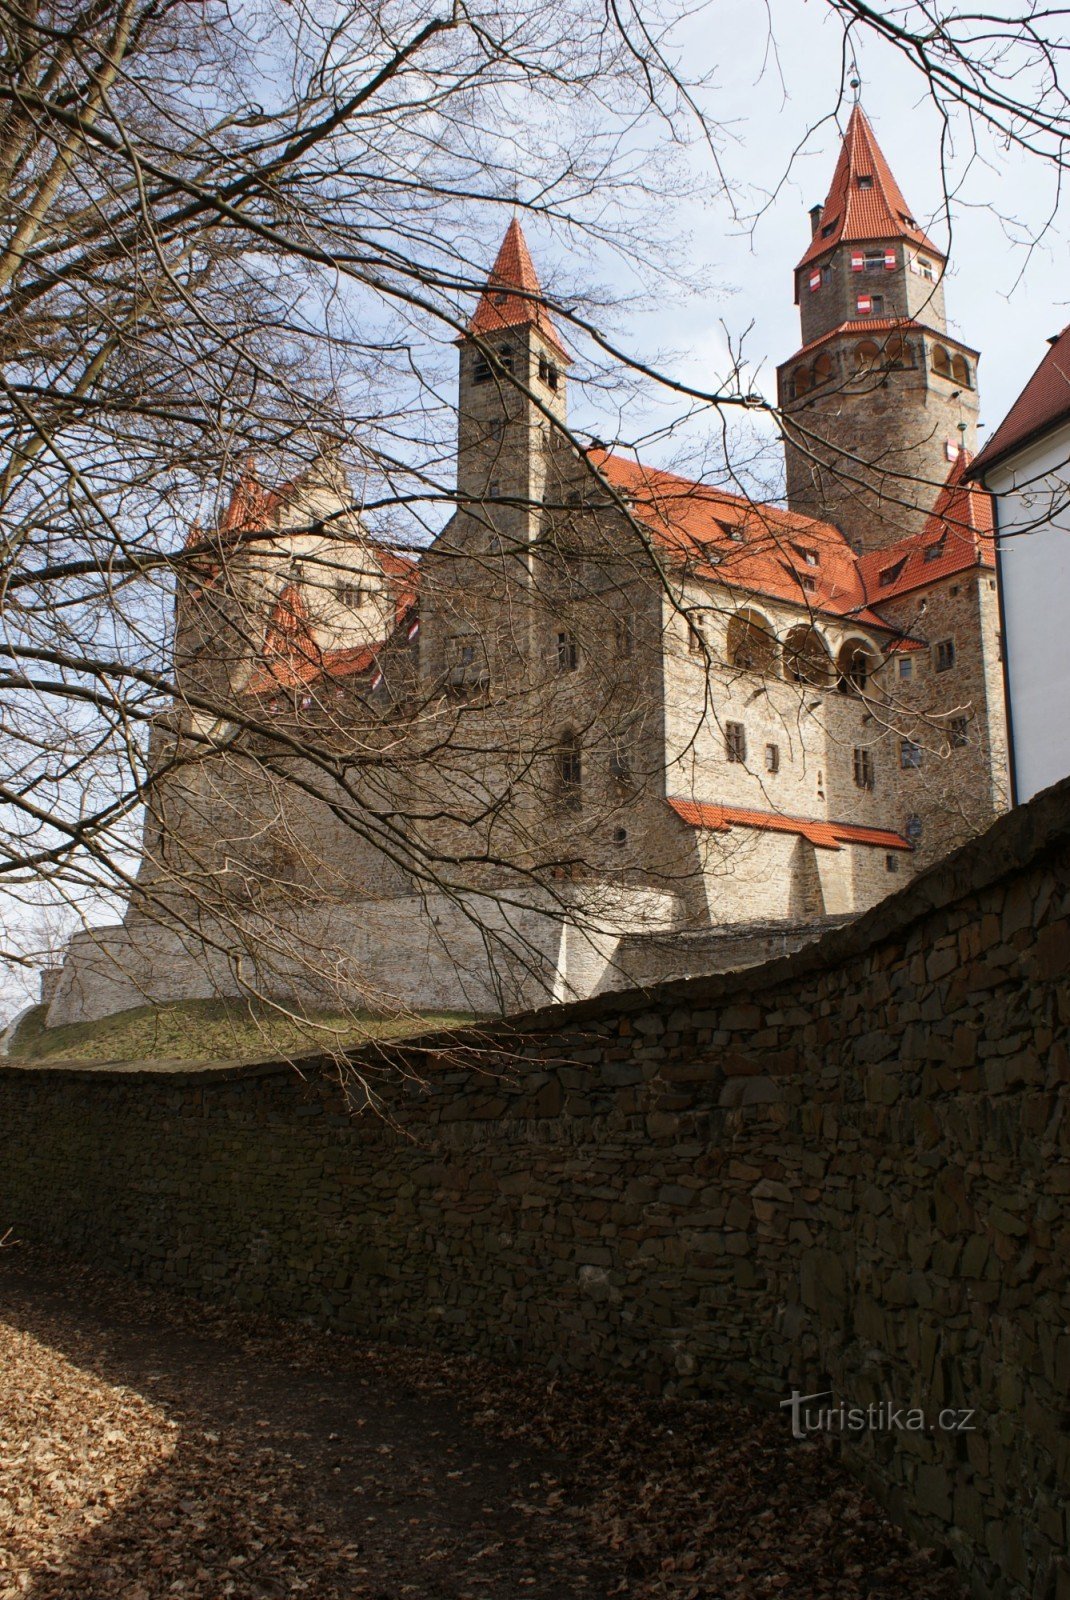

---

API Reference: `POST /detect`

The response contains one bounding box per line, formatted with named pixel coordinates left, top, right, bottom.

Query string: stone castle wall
left=4, top=777, right=1069, bottom=1600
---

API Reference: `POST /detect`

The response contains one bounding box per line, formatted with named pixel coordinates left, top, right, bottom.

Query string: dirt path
left=0, top=1249, right=967, bottom=1600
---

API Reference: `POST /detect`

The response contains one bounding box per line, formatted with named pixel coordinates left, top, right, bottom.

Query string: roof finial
left=849, top=48, right=862, bottom=102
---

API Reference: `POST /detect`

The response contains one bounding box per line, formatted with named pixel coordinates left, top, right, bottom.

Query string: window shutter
left=850, top=252, right=864, bottom=272
left=884, top=249, right=896, bottom=269
left=856, top=294, right=872, bottom=315
left=809, top=270, right=822, bottom=292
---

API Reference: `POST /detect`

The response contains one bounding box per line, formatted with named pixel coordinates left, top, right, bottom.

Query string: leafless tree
left=0, top=0, right=1060, bottom=1053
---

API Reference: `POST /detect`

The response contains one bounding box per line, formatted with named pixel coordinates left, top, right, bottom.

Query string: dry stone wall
left=4, top=779, right=1070, bottom=1600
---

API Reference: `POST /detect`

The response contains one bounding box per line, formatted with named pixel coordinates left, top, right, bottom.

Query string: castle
left=45, top=107, right=1009, bottom=1025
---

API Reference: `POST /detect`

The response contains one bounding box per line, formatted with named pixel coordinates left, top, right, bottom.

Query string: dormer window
left=793, top=544, right=819, bottom=567
left=821, top=219, right=837, bottom=237
left=857, top=174, right=874, bottom=190
left=879, top=557, right=907, bottom=587
left=493, top=288, right=508, bottom=304
left=924, top=537, right=947, bottom=564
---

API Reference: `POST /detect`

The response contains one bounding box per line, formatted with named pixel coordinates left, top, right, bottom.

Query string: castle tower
left=777, top=106, right=980, bottom=552
left=456, top=218, right=572, bottom=550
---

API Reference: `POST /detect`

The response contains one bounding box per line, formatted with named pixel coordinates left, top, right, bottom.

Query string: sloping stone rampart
left=3, top=778, right=1070, bottom=1600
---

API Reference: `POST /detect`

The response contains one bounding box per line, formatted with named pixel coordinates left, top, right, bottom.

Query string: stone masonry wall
left=4, top=779, right=1070, bottom=1600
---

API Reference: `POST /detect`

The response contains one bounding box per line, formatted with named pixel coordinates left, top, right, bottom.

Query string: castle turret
left=455, top=218, right=571, bottom=549
left=777, top=107, right=980, bottom=552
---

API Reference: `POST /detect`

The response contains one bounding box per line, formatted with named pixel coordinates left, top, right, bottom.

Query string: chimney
left=809, top=205, right=823, bottom=237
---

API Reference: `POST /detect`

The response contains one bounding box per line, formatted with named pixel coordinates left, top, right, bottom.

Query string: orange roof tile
left=968, top=323, right=1070, bottom=478
left=798, top=106, right=939, bottom=272
left=668, top=797, right=911, bottom=852
left=857, top=451, right=994, bottom=600
left=467, top=219, right=570, bottom=361
left=781, top=318, right=975, bottom=368
left=587, top=448, right=891, bottom=628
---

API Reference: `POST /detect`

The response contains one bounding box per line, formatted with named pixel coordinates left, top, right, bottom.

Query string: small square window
left=934, top=639, right=955, bottom=672
left=950, top=717, right=969, bottom=749
left=725, top=722, right=746, bottom=763
left=900, top=739, right=922, bottom=770
left=857, top=175, right=874, bottom=190
left=765, top=743, right=780, bottom=774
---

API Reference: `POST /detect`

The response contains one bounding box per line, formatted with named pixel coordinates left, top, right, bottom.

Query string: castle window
left=488, top=418, right=504, bottom=441
left=870, top=293, right=885, bottom=314
left=794, top=544, right=819, bottom=566
left=725, top=721, right=747, bottom=763
left=900, top=738, right=922, bottom=769
left=783, top=624, right=834, bottom=688
left=934, top=638, right=955, bottom=672
left=499, top=341, right=514, bottom=373
left=931, top=344, right=953, bottom=379
left=837, top=640, right=874, bottom=694
left=726, top=608, right=778, bottom=675
left=855, top=340, right=881, bottom=372
left=688, top=612, right=708, bottom=653
left=793, top=363, right=812, bottom=396
left=557, top=731, right=582, bottom=810
left=609, top=744, right=632, bottom=784
left=924, top=536, right=947, bottom=564
left=765, top=742, right=780, bottom=774
left=821, top=218, right=837, bottom=237
left=613, top=826, right=628, bottom=847
left=951, top=353, right=972, bottom=387
left=884, top=334, right=911, bottom=368
left=950, top=717, right=969, bottom=748
left=912, top=256, right=935, bottom=282
left=853, top=747, right=875, bottom=790
left=863, top=250, right=886, bottom=271
left=898, top=656, right=913, bottom=681
left=812, top=354, right=833, bottom=387
left=857, top=174, right=874, bottom=190
left=337, top=580, right=364, bottom=607
left=717, top=520, right=745, bottom=542
left=885, top=853, right=900, bottom=873
left=556, top=630, right=579, bottom=672
left=879, top=556, right=907, bottom=586
left=538, top=355, right=560, bottom=391
left=473, top=352, right=491, bottom=384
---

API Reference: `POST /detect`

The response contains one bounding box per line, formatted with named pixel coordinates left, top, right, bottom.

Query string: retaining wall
left=4, top=781, right=1070, bottom=1599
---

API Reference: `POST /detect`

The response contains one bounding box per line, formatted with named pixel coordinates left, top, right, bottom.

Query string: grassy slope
left=7, top=998, right=472, bottom=1064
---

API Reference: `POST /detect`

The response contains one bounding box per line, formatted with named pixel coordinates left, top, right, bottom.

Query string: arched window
left=883, top=334, right=911, bottom=369
left=836, top=638, right=877, bottom=695
left=931, top=344, right=952, bottom=378
left=783, top=624, right=834, bottom=688
left=793, top=364, right=812, bottom=396
left=557, top=730, right=582, bottom=811
left=854, top=340, right=880, bottom=372
left=951, top=353, right=971, bottom=387
left=812, top=353, right=833, bottom=387
left=726, top=608, right=778, bottom=675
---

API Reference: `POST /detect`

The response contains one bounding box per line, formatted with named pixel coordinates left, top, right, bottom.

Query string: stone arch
left=931, top=343, right=952, bottom=379
left=726, top=607, right=779, bottom=675
left=884, top=334, right=911, bottom=368
left=783, top=624, right=834, bottom=688
left=836, top=636, right=879, bottom=695
left=951, top=352, right=971, bottom=387
left=793, top=364, right=812, bottom=396
left=854, top=339, right=880, bottom=372
left=812, top=352, right=833, bottom=387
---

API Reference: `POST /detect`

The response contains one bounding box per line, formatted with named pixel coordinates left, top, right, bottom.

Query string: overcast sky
left=559, top=0, right=1069, bottom=473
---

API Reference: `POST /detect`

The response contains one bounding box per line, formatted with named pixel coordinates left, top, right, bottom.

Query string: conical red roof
left=798, top=107, right=940, bottom=270
left=467, top=219, right=569, bottom=361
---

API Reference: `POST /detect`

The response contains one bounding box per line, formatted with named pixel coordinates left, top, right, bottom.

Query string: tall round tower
left=777, top=107, right=979, bottom=553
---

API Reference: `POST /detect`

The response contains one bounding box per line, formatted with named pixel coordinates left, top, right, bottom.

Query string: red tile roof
left=467, top=219, right=570, bottom=362
left=968, top=324, right=1070, bottom=478
left=797, top=106, right=939, bottom=272
left=587, top=448, right=891, bottom=629
left=668, top=797, right=911, bottom=852
left=781, top=317, right=975, bottom=368
left=857, top=451, right=994, bottom=599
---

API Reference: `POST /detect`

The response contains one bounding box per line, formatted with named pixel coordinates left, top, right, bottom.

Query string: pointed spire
left=797, top=106, right=939, bottom=270
left=466, top=218, right=569, bottom=361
